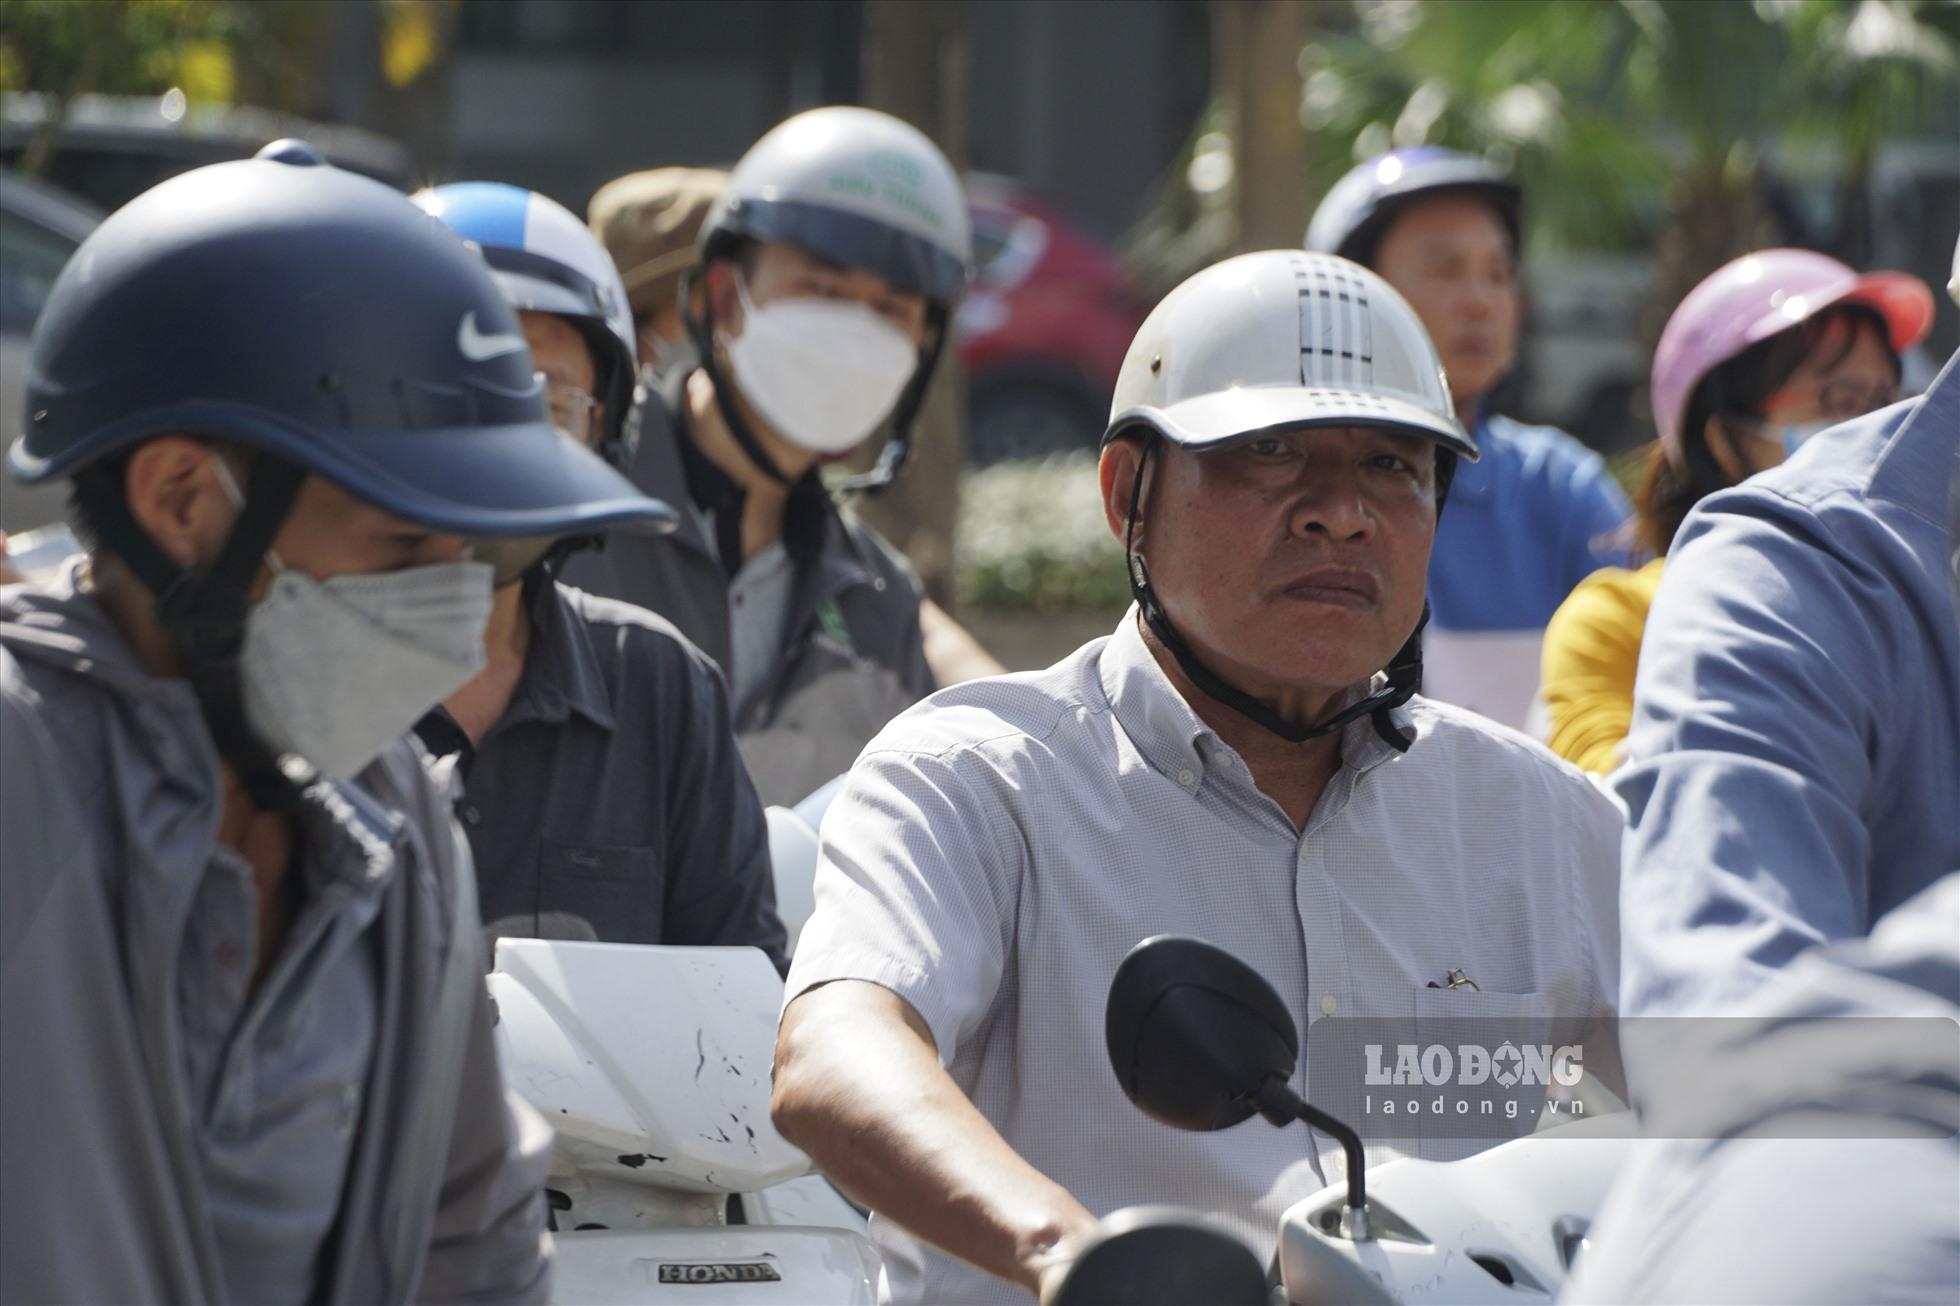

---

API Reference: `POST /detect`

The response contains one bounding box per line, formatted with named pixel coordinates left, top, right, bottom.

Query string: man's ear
left=703, top=259, right=742, bottom=335
left=123, top=437, right=237, bottom=569
left=1098, top=436, right=1149, bottom=546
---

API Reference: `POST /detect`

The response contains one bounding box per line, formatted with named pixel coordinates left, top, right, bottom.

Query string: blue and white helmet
left=416, top=182, right=639, bottom=471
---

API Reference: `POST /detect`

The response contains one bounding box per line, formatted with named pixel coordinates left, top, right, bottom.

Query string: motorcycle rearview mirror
left=1104, top=935, right=1297, bottom=1130
left=1104, top=935, right=1373, bottom=1237
left=1047, top=1206, right=1267, bottom=1306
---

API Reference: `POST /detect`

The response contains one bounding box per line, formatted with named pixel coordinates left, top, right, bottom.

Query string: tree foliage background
left=1133, top=0, right=1959, bottom=318
left=0, top=0, right=454, bottom=173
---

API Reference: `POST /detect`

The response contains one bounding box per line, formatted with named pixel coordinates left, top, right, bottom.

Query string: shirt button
left=1321, top=994, right=1338, bottom=1016
left=461, top=803, right=482, bottom=827
left=1176, top=768, right=1196, bottom=788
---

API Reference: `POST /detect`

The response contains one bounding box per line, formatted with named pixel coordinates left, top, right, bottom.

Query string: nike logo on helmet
left=458, top=311, right=528, bottom=363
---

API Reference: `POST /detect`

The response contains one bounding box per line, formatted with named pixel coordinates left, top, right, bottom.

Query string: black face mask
left=1120, top=435, right=1431, bottom=755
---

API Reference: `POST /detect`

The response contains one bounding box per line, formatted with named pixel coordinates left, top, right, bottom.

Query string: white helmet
left=701, top=105, right=971, bottom=307
left=1104, top=249, right=1475, bottom=461
left=693, top=105, right=972, bottom=491
left=1103, top=250, right=1470, bottom=754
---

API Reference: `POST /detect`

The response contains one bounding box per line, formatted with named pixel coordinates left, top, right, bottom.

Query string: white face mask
left=214, top=459, right=494, bottom=780
left=720, top=274, right=919, bottom=454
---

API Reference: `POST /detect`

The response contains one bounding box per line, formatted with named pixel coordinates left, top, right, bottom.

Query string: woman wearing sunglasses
left=1540, top=249, right=1933, bottom=773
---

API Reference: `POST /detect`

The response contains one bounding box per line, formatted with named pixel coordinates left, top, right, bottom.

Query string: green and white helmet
left=700, top=105, right=971, bottom=310
left=694, top=105, right=972, bottom=491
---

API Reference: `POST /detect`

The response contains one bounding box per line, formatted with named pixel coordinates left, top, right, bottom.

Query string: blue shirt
left=1567, top=874, right=1959, bottom=1305
left=1615, top=349, right=1960, bottom=1019
left=1422, top=412, right=1633, bottom=727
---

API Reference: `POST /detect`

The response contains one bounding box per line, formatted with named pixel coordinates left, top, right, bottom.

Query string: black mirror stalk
left=1247, top=1076, right=1370, bottom=1239
left=1106, top=936, right=1377, bottom=1240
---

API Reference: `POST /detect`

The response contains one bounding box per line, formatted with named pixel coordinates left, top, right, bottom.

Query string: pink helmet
left=1650, top=248, right=1933, bottom=464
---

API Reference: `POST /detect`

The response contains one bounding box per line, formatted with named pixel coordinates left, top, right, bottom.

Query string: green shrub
left=956, top=454, right=1131, bottom=613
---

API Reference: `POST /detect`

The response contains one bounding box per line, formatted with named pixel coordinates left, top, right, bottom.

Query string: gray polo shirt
left=415, top=578, right=786, bottom=971
left=787, top=611, right=1622, bottom=1305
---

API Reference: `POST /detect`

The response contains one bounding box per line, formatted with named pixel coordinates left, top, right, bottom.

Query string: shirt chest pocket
left=542, top=841, right=647, bottom=882
left=539, top=841, right=659, bottom=944
left=1409, top=984, right=1553, bottom=1162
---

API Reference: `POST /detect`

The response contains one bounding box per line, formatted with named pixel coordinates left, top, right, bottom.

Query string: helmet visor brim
left=317, top=420, right=679, bottom=537
left=7, top=413, right=679, bottom=537
left=1107, top=385, right=1477, bottom=461
left=1737, top=270, right=1935, bottom=358
left=716, top=196, right=968, bottom=304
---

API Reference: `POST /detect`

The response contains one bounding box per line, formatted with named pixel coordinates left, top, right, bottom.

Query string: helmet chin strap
left=836, top=307, right=947, bottom=497
left=681, top=269, right=796, bottom=489
left=76, top=453, right=310, bottom=807
left=1123, top=438, right=1424, bottom=754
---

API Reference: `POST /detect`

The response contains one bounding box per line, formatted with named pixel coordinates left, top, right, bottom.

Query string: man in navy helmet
left=412, top=181, right=785, bottom=968
left=562, top=106, right=1002, bottom=809
left=0, top=145, right=670, bottom=1304
left=1307, top=147, right=1633, bottom=731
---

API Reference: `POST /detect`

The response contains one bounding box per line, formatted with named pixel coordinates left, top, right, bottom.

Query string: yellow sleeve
left=1539, top=561, right=1663, bottom=773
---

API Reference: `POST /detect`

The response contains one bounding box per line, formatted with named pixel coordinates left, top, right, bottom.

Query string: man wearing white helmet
left=772, top=252, right=1621, bottom=1303
left=412, top=183, right=785, bottom=967
left=1307, top=148, right=1634, bottom=732
left=562, top=106, right=1001, bottom=808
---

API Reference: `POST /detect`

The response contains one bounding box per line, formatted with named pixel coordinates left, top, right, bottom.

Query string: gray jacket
left=562, top=379, right=934, bottom=807
left=0, top=570, right=551, bottom=1305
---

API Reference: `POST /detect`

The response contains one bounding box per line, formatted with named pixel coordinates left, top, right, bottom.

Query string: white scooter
left=1053, top=935, right=1639, bottom=1305
left=486, top=790, right=870, bottom=1304
left=490, top=935, right=876, bottom=1303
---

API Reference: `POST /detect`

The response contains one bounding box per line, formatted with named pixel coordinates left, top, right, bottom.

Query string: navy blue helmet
left=10, top=141, right=673, bottom=539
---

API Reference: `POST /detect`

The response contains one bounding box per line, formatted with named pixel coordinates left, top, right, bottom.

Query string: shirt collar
left=1869, top=347, right=1960, bottom=522
left=506, top=578, right=617, bottom=732
left=1096, top=606, right=1411, bottom=791
left=675, top=408, right=831, bottom=569
left=1447, top=408, right=1499, bottom=503
left=291, top=772, right=406, bottom=896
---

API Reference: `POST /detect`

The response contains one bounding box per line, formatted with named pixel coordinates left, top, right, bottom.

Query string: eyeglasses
left=542, top=377, right=598, bottom=445
left=1759, top=376, right=1899, bottom=424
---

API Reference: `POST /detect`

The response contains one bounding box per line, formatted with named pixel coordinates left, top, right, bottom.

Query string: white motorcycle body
left=1277, top=1115, right=1639, bottom=1305
left=490, top=939, right=877, bottom=1304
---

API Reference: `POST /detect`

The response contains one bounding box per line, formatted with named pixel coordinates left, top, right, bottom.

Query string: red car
left=956, top=177, right=1150, bottom=465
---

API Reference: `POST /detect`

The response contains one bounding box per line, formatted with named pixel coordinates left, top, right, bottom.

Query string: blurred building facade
left=438, top=0, right=1208, bottom=240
